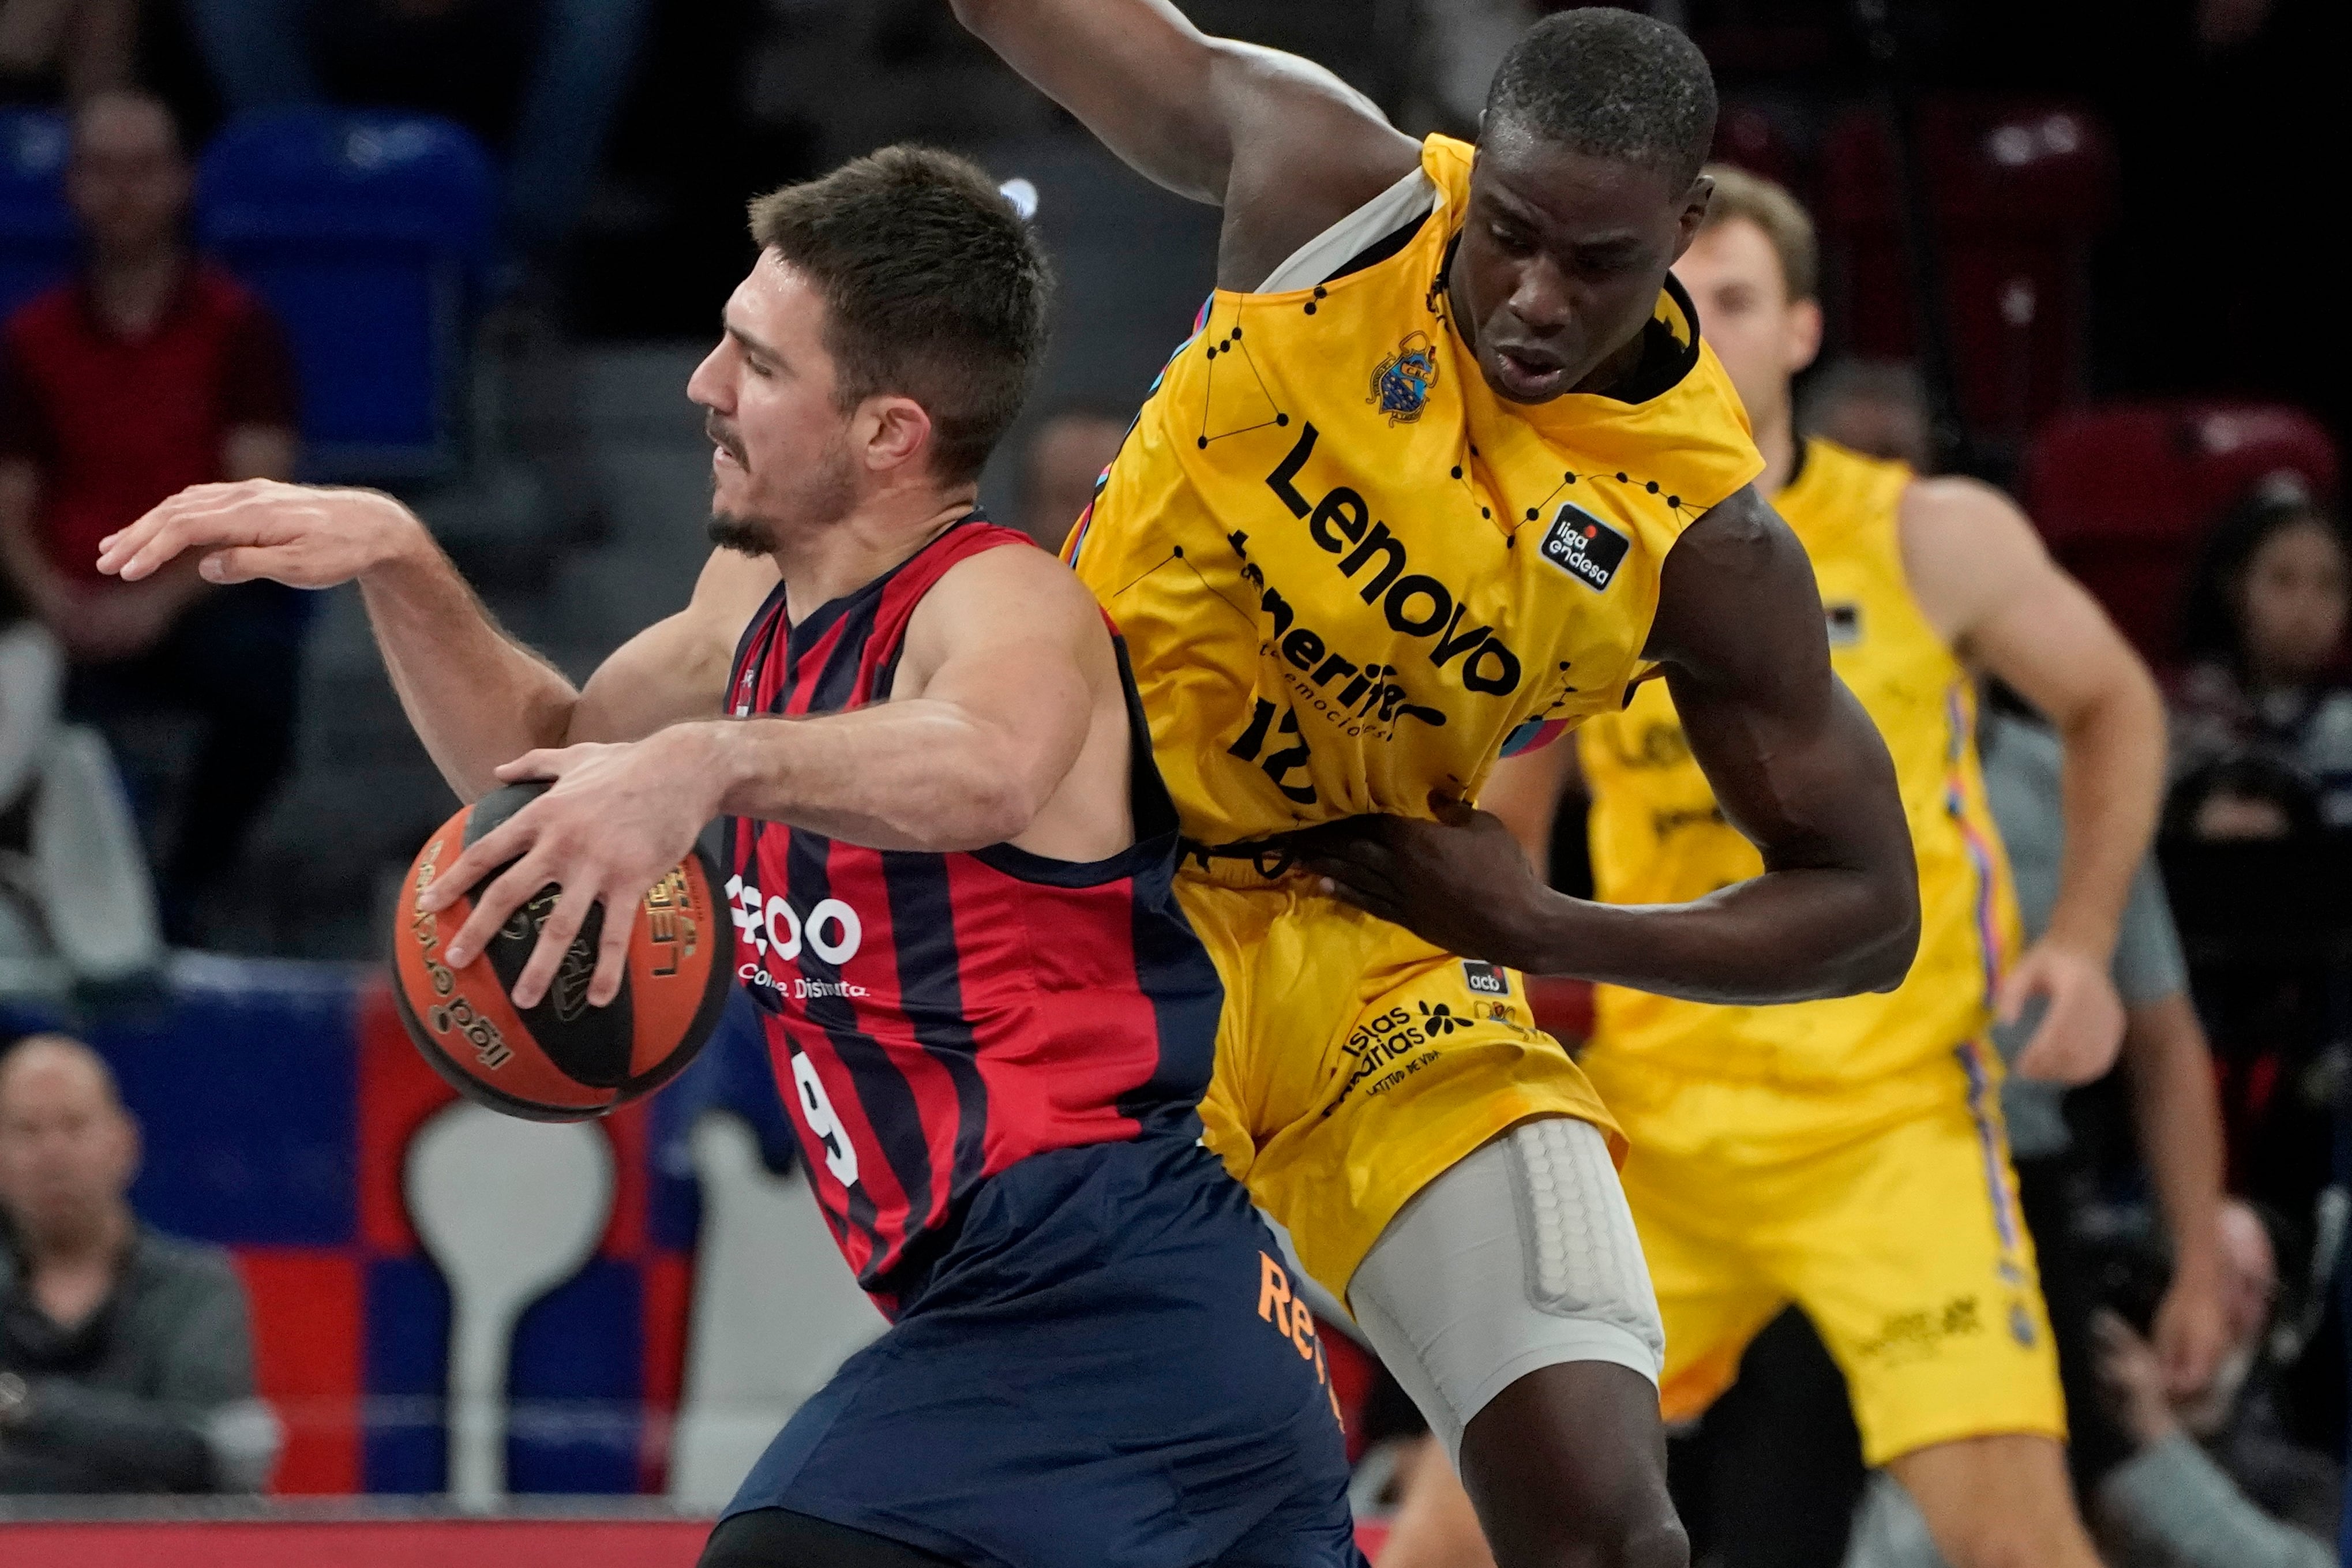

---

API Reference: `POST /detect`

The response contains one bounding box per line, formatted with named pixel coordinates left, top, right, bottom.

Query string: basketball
left=388, top=782, right=732, bottom=1121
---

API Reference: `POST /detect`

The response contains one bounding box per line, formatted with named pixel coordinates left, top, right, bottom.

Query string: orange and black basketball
left=389, top=782, right=732, bottom=1121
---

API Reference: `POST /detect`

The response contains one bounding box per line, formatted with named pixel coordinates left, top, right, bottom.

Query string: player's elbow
left=1851, top=857, right=1921, bottom=996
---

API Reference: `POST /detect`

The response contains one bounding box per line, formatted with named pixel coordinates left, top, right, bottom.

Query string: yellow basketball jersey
left=1578, top=439, right=2023, bottom=1089
left=1068, top=135, right=1763, bottom=849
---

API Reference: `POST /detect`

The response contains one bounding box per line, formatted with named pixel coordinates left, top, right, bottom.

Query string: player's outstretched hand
left=1292, top=795, right=1546, bottom=967
left=420, top=732, right=723, bottom=1011
left=2001, top=938, right=2125, bottom=1084
left=93, top=478, right=417, bottom=590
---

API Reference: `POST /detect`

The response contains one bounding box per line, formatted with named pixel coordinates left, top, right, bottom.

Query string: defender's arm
left=949, top=0, right=1418, bottom=288
left=1301, top=486, right=1920, bottom=1003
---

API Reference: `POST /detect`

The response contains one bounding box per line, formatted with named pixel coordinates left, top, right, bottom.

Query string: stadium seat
left=1711, top=102, right=1803, bottom=192
left=196, top=110, right=497, bottom=482
left=2021, top=401, right=2340, bottom=664
left=0, top=109, right=73, bottom=327
left=1819, top=99, right=2114, bottom=454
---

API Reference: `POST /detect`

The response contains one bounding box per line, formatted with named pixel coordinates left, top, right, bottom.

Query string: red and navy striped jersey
left=722, top=516, right=1225, bottom=1307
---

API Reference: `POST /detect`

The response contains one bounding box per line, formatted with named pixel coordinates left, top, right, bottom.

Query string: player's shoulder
left=922, top=528, right=1105, bottom=640
left=1898, top=472, right=2046, bottom=560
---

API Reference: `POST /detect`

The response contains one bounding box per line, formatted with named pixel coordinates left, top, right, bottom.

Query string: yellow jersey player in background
left=1368, top=170, right=2169, bottom=1568
left=954, top=6, right=1919, bottom=1565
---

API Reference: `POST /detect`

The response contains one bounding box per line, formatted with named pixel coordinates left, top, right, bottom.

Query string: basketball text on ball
left=644, top=869, right=701, bottom=978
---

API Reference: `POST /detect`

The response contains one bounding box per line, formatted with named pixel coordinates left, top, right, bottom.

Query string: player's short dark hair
left=1484, top=9, right=1718, bottom=190
left=749, top=145, right=1053, bottom=483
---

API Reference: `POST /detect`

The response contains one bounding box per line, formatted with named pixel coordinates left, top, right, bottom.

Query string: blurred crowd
left=0, top=1, right=2346, bottom=1561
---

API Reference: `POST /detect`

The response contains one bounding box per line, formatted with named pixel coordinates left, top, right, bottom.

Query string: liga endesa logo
left=1539, top=502, right=1632, bottom=592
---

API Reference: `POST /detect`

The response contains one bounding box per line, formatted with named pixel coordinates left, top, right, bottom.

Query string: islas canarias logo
left=1369, top=331, right=1439, bottom=425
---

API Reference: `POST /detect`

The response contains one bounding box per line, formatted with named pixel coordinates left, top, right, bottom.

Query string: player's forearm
left=2044, top=665, right=2166, bottom=959
left=2121, top=991, right=2227, bottom=1280
left=682, top=706, right=1046, bottom=852
left=1509, top=860, right=1919, bottom=1003
left=357, top=504, right=579, bottom=801
left=950, top=0, right=1227, bottom=202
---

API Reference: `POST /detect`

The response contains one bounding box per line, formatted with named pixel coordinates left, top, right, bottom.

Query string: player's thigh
left=1232, top=907, right=1622, bottom=1296
left=1349, top=1120, right=1685, bottom=1567
left=700, top=1507, right=959, bottom=1568
left=1780, top=1070, right=2066, bottom=1468
left=1885, top=1433, right=2098, bottom=1568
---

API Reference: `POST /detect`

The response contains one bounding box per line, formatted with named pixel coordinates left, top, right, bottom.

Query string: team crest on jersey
left=1538, top=503, right=1632, bottom=592
left=1368, top=331, right=1439, bottom=424
left=1826, top=602, right=1863, bottom=647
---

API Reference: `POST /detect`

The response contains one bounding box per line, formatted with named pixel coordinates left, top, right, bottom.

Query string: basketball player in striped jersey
left=96, top=149, right=1363, bottom=1568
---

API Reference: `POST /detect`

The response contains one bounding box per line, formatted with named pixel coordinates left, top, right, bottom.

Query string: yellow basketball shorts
left=1586, top=1041, right=2065, bottom=1466
left=1175, top=869, right=1619, bottom=1301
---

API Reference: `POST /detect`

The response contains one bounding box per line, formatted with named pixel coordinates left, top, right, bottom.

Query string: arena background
left=1, top=0, right=2343, bottom=1563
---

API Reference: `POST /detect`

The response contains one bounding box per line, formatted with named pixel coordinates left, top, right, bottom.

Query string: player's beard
left=707, top=424, right=859, bottom=557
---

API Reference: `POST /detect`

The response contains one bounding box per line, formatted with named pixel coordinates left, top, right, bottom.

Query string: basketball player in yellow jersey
left=955, top=6, right=1920, bottom=1563
left=1364, top=169, right=2167, bottom=1568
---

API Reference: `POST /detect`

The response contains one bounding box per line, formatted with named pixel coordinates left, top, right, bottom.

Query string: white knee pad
left=1349, top=1119, right=1664, bottom=1463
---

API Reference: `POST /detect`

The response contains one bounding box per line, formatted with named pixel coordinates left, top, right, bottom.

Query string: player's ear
left=1788, top=297, right=1824, bottom=376
left=1670, top=172, right=1715, bottom=261
left=857, top=396, right=935, bottom=475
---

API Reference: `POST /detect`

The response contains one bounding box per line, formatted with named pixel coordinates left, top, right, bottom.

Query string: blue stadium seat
left=196, top=110, right=497, bottom=481
left=0, top=109, right=73, bottom=328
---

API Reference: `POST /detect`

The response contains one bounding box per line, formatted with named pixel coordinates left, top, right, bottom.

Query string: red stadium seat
left=1819, top=99, right=2114, bottom=451
left=1711, top=102, right=1803, bottom=192
left=2020, top=401, right=2340, bottom=663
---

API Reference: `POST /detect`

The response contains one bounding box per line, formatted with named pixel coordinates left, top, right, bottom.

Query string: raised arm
left=950, top=0, right=1419, bottom=287
left=1300, top=486, right=1920, bottom=1003
left=91, top=480, right=772, bottom=799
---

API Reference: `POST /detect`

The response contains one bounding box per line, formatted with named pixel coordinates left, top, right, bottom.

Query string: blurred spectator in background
left=0, top=0, right=130, bottom=103
left=0, top=573, right=160, bottom=1001
left=179, top=0, right=652, bottom=287
left=2170, top=489, right=2352, bottom=830
left=2087, top=1199, right=2338, bottom=1567
left=2163, top=752, right=2323, bottom=843
left=0, top=1033, right=274, bottom=1492
left=1018, top=406, right=1126, bottom=552
left=0, top=89, right=303, bottom=944
left=1803, top=358, right=1937, bottom=474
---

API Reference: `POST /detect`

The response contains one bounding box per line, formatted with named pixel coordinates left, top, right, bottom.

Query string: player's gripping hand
left=1293, top=795, right=1547, bottom=968
left=2000, top=939, right=2125, bottom=1083
left=420, top=730, right=725, bottom=1011
left=93, top=478, right=417, bottom=590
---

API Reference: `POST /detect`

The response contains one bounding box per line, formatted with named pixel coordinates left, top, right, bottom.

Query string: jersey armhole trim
left=1255, top=164, right=1441, bottom=294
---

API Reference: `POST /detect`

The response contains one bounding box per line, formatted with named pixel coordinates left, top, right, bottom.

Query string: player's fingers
left=1993, top=954, right=2044, bottom=1025
left=494, top=748, right=571, bottom=782
left=442, top=850, right=553, bottom=970
left=197, top=545, right=302, bottom=586
left=511, top=881, right=598, bottom=1011
left=1297, top=851, right=1400, bottom=906
left=418, top=807, right=541, bottom=915
left=588, top=888, right=635, bottom=1008
left=1315, top=873, right=1404, bottom=926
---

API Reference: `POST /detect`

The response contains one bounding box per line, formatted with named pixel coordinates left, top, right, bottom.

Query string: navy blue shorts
left=722, top=1136, right=1365, bottom=1568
